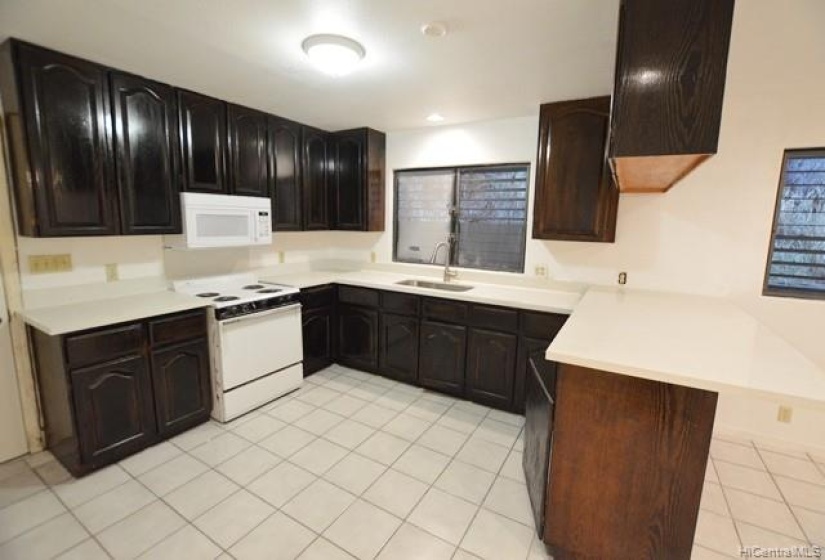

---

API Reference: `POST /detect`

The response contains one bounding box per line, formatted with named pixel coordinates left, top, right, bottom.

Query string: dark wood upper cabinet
left=178, top=90, right=229, bottom=194
left=533, top=96, right=618, bottom=242
left=608, top=0, right=735, bottom=193
left=302, top=125, right=331, bottom=230
left=110, top=72, right=181, bottom=235
left=270, top=116, right=303, bottom=230
left=228, top=104, right=270, bottom=198
left=331, top=128, right=385, bottom=231
left=0, top=41, right=118, bottom=237
left=71, top=354, right=157, bottom=468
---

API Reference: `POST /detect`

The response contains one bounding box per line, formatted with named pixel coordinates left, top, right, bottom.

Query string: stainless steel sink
left=395, top=279, right=474, bottom=292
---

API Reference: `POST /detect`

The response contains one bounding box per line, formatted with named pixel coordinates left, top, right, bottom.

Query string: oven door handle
left=218, top=303, right=301, bottom=325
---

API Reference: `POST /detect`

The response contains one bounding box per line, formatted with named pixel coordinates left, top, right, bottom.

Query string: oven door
left=216, top=304, right=303, bottom=391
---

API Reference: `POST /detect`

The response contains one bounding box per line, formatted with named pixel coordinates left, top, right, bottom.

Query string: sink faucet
left=429, top=236, right=458, bottom=283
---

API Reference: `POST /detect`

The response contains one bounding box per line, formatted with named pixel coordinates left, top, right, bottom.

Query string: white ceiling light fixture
left=426, top=113, right=445, bottom=123
left=301, top=34, right=366, bottom=77
left=421, top=21, right=449, bottom=38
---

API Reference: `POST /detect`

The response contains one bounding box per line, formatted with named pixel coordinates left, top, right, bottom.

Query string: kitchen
left=0, top=0, right=824, bottom=559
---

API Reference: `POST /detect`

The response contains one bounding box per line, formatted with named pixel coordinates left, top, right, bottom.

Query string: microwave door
left=187, top=208, right=255, bottom=248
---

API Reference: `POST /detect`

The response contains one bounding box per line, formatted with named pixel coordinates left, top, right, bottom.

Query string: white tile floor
left=1, top=364, right=824, bottom=559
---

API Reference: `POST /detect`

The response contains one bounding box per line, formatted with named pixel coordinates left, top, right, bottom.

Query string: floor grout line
left=753, top=444, right=814, bottom=546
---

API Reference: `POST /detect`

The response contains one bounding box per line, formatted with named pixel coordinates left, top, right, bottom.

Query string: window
left=764, top=149, right=825, bottom=298
left=394, top=164, right=529, bottom=273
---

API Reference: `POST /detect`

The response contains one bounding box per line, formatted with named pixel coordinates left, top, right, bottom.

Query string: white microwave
left=164, top=192, right=272, bottom=249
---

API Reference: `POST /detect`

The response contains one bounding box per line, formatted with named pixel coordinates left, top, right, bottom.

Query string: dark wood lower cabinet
left=302, top=306, right=335, bottom=376
left=31, top=309, right=211, bottom=477
left=337, top=304, right=378, bottom=371
left=465, top=328, right=517, bottom=409
left=379, top=313, right=419, bottom=384
left=151, top=338, right=211, bottom=438
left=523, top=358, right=556, bottom=539
left=71, top=354, right=157, bottom=468
left=418, top=320, right=467, bottom=396
left=515, top=336, right=554, bottom=414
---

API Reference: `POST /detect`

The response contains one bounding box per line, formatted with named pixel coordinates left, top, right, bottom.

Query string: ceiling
left=0, top=0, right=619, bottom=132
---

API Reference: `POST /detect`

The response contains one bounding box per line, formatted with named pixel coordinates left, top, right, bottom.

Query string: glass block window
left=394, top=165, right=529, bottom=273
left=764, top=149, right=825, bottom=298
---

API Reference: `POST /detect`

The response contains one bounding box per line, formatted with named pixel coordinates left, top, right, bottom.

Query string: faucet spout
left=430, top=236, right=458, bottom=283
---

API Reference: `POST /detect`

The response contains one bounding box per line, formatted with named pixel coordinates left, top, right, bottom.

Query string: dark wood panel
left=270, top=116, right=303, bottom=230
left=469, top=304, right=519, bottom=333
left=332, top=129, right=365, bottom=230
left=338, top=285, right=380, bottom=308
left=302, top=306, right=335, bottom=376
left=10, top=41, right=118, bottom=236
left=110, top=72, right=181, bottom=234
left=381, top=291, right=419, bottom=316
left=533, top=96, right=618, bottom=242
left=379, top=313, right=419, bottom=384
left=178, top=89, right=228, bottom=194
left=365, top=128, right=386, bottom=232
left=299, top=284, right=336, bottom=310
left=149, top=309, right=207, bottom=348
left=71, top=354, right=157, bottom=468
left=418, top=320, right=466, bottom=396
left=608, top=0, right=735, bottom=192
left=514, top=336, right=555, bottom=414
left=545, top=364, right=717, bottom=559
left=228, top=103, right=270, bottom=197
left=523, top=357, right=555, bottom=540
left=422, top=298, right=469, bottom=324
left=65, top=323, right=145, bottom=368
left=520, top=311, right=567, bottom=339
left=337, top=304, right=378, bottom=371
left=151, top=338, right=211, bottom=438
left=302, top=125, right=331, bottom=230
left=465, top=328, right=517, bottom=409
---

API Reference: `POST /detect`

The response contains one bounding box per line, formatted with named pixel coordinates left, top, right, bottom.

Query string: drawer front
left=422, top=298, right=469, bottom=324
left=300, top=284, right=336, bottom=309
left=520, top=311, right=567, bottom=339
left=381, top=291, right=420, bottom=316
left=338, top=285, right=380, bottom=307
left=66, top=323, right=145, bottom=368
left=149, top=310, right=208, bottom=348
left=470, top=304, right=519, bottom=333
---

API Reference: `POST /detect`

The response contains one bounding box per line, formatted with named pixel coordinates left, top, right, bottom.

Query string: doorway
left=0, top=270, right=27, bottom=462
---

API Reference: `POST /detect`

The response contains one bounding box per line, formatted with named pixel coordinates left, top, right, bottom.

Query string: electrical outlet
left=618, top=271, right=628, bottom=285
left=105, top=263, right=119, bottom=282
left=278, top=251, right=285, bottom=264
left=777, top=405, right=793, bottom=423
left=28, top=254, right=73, bottom=274
left=534, top=265, right=548, bottom=278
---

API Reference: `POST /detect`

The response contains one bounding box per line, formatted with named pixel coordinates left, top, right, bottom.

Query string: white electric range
left=173, top=273, right=303, bottom=422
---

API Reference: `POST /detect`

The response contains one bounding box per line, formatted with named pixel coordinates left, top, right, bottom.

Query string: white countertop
left=547, top=288, right=825, bottom=408
left=260, top=270, right=582, bottom=315
left=20, top=291, right=210, bottom=336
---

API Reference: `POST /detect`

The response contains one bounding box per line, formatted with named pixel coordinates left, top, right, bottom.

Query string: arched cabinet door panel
left=379, top=312, right=419, bottom=384
left=337, top=304, right=378, bottom=371
left=418, top=320, right=467, bottom=396
left=151, top=339, right=212, bottom=437
left=71, top=355, right=156, bottom=466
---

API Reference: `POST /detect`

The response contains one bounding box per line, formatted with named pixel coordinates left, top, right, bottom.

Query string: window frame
left=762, top=147, right=825, bottom=300
left=392, top=163, right=531, bottom=274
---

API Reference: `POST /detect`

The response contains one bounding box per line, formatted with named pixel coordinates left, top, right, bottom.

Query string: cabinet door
left=150, top=339, right=211, bottom=438
left=514, top=336, right=553, bottom=414
left=228, top=104, right=270, bottom=197
left=270, top=117, right=303, bottom=230
left=419, top=320, right=466, bottom=396
left=16, top=44, right=118, bottom=236
left=332, top=130, right=365, bottom=230
left=302, top=306, right=335, bottom=376
left=465, top=328, right=517, bottom=410
left=523, top=358, right=555, bottom=538
left=302, top=126, right=331, bottom=230
left=178, top=90, right=228, bottom=194
left=71, top=355, right=156, bottom=467
left=110, top=73, right=181, bottom=234
left=337, top=305, right=378, bottom=371
left=379, top=313, right=419, bottom=384
left=533, top=96, right=617, bottom=242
